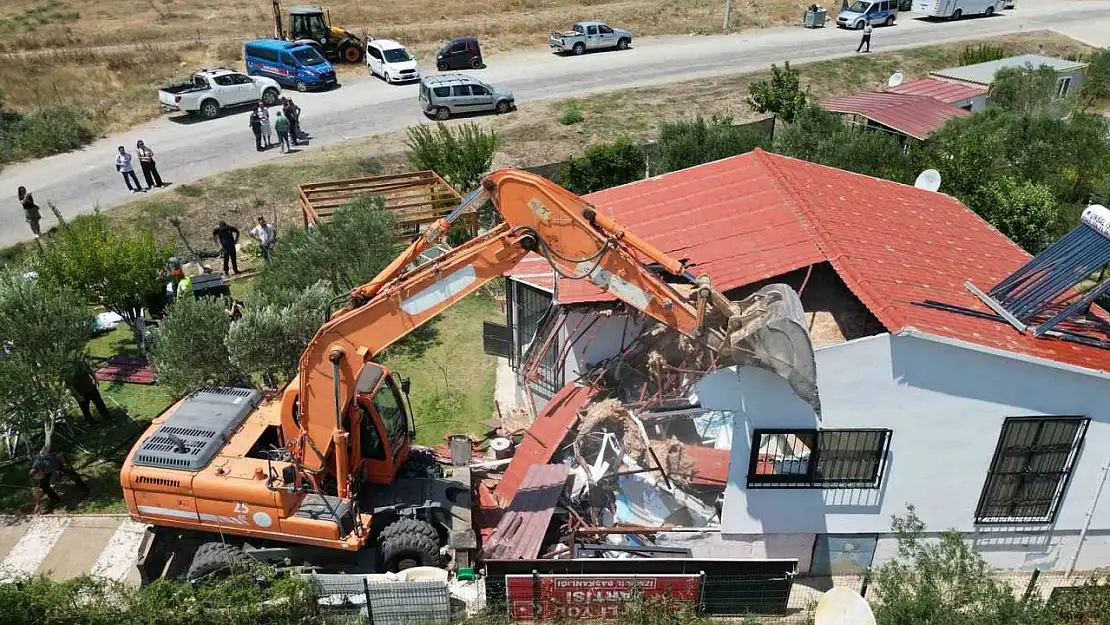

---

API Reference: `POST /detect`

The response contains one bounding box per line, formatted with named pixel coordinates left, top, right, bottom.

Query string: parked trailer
left=916, top=0, right=1005, bottom=19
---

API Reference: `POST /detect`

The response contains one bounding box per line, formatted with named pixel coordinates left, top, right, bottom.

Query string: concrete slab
left=38, top=517, right=119, bottom=580
left=0, top=516, right=71, bottom=580
left=0, top=521, right=28, bottom=565
left=90, top=519, right=147, bottom=582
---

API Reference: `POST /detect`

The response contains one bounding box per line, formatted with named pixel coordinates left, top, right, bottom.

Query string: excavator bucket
left=715, top=283, right=821, bottom=415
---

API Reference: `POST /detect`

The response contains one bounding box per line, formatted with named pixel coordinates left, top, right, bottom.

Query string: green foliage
left=972, top=176, right=1060, bottom=253
left=1050, top=574, right=1110, bottom=624
left=36, top=208, right=172, bottom=347
left=557, top=137, right=645, bottom=194
left=870, top=506, right=1055, bottom=625
left=0, top=269, right=91, bottom=451
left=0, top=105, right=98, bottom=166
left=254, top=196, right=397, bottom=299
left=773, top=105, right=915, bottom=182
left=747, top=61, right=808, bottom=123
left=405, top=122, right=499, bottom=192
left=151, top=296, right=241, bottom=395
left=656, top=116, right=770, bottom=173
left=0, top=573, right=319, bottom=625
left=227, top=281, right=332, bottom=388
left=988, top=65, right=1065, bottom=117
left=560, top=101, right=584, bottom=125
left=1080, top=49, right=1110, bottom=111
left=960, top=43, right=1007, bottom=66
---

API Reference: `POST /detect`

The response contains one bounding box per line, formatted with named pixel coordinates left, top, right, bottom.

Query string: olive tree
left=747, top=62, right=809, bottom=123
left=150, top=296, right=243, bottom=395
left=0, top=270, right=92, bottom=453
left=406, top=122, right=499, bottom=193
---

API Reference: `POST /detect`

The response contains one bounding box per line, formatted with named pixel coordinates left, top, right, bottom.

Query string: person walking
left=283, top=98, right=302, bottom=145
left=66, top=363, right=111, bottom=424
left=115, top=146, right=142, bottom=193
left=857, top=20, right=872, bottom=53
left=212, top=220, right=241, bottom=275
left=29, top=451, right=89, bottom=514
left=257, top=102, right=272, bottom=148
left=17, top=186, right=41, bottom=237
left=275, top=111, right=291, bottom=153
left=249, top=215, right=277, bottom=262
left=249, top=109, right=264, bottom=151
left=135, top=140, right=164, bottom=190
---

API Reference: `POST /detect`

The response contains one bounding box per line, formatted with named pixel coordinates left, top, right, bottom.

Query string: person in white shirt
left=115, top=146, right=142, bottom=193
left=136, top=140, right=164, bottom=190
left=256, top=102, right=272, bottom=148
left=249, top=215, right=277, bottom=262
left=857, top=20, right=872, bottom=53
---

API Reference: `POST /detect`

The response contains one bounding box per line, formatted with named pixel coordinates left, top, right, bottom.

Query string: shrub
left=0, top=105, right=98, bottom=164
left=971, top=175, right=1060, bottom=253
left=406, top=122, right=499, bottom=192
left=151, top=295, right=243, bottom=395
left=227, top=281, right=333, bottom=388
left=961, top=43, right=1007, bottom=66
left=560, top=101, right=584, bottom=125
left=656, top=115, right=770, bottom=173
left=557, top=137, right=645, bottom=194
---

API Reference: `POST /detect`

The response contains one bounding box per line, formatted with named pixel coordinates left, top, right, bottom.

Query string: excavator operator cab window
left=358, top=405, right=385, bottom=461
left=373, top=377, right=408, bottom=456
left=294, top=13, right=329, bottom=43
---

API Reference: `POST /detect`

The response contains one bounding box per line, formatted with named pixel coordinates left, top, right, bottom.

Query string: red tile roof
left=508, top=150, right=1110, bottom=375
left=884, top=77, right=987, bottom=104
left=821, top=91, right=971, bottom=140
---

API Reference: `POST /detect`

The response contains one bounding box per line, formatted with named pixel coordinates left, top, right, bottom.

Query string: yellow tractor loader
left=273, top=1, right=364, bottom=63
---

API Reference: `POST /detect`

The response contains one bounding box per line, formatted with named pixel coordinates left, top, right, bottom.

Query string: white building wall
left=705, top=332, right=1110, bottom=571
left=562, top=311, right=644, bottom=382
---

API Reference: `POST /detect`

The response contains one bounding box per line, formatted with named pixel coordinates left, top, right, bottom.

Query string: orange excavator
left=121, top=169, right=819, bottom=583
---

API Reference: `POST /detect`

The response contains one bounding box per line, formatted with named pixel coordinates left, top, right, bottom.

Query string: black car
left=436, top=36, right=483, bottom=71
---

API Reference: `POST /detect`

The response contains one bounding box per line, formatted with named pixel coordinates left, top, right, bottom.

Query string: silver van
left=419, top=74, right=515, bottom=120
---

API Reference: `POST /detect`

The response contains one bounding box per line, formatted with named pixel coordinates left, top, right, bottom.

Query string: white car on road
left=366, top=38, right=421, bottom=84
left=158, top=68, right=281, bottom=119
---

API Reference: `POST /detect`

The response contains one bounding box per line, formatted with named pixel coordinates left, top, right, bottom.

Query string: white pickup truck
left=159, top=68, right=282, bottom=119
left=549, top=21, right=632, bottom=56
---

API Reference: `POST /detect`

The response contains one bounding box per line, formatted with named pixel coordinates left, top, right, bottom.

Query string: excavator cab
left=350, top=364, right=415, bottom=485
left=287, top=5, right=363, bottom=63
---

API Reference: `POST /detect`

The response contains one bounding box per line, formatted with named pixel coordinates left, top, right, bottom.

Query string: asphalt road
left=1, top=1, right=1108, bottom=248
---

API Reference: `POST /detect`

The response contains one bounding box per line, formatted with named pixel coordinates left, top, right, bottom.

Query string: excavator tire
left=398, top=448, right=444, bottom=478
left=381, top=525, right=441, bottom=572
left=379, top=518, right=440, bottom=545
left=186, top=542, right=254, bottom=582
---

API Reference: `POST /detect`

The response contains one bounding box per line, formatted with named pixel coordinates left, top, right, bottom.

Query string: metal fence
left=306, top=575, right=454, bottom=625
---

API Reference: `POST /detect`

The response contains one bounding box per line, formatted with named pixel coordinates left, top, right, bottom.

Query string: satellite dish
left=914, top=168, right=942, bottom=192
left=887, top=72, right=904, bottom=88
left=814, top=587, right=876, bottom=625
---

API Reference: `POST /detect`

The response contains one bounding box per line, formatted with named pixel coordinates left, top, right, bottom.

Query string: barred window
left=747, top=429, right=891, bottom=489
left=975, top=417, right=1089, bottom=524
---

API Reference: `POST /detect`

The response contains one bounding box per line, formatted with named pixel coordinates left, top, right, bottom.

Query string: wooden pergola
left=298, top=171, right=474, bottom=240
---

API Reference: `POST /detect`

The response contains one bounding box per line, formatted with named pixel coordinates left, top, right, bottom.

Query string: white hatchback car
left=366, top=38, right=421, bottom=84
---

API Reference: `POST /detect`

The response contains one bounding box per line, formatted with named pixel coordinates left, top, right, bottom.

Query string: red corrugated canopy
left=821, top=91, right=970, bottom=140
left=884, top=77, right=987, bottom=104
left=506, top=149, right=1110, bottom=375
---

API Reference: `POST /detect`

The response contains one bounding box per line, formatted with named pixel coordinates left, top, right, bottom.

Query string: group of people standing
left=250, top=97, right=303, bottom=153
left=115, top=140, right=165, bottom=193
left=212, top=215, right=278, bottom=276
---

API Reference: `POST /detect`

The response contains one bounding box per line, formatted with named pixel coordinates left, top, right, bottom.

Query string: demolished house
left=475, top=149, right=1110, bottom=577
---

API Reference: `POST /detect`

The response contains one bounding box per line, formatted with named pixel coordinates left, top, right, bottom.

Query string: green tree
left=988, top=65, right=1064, bottom=117
left=0, top=270, right=91, bottom=452
left=557, top=137, right=645, bottom=194
left=150, top=296, right=241, bottom=395
left=915, top=109, right=1009, bottom=200
left=656, top=116, right=771, bottom=173
left=405, top=122, right=499, bottom=193
left=973, top=176, right=1060, bottom=252
left=1080, top=49, right=1110, bottom=112
left=36, top=208, right=171, bottom=351
left=771, top=104, right=842, bottom=163
left=227, top=281, right=332, bottom=388
left=773, top=105, right=915, bottom=183
left=870, top=506, right=1054, bottom=625
left=255, top=197, right=397, bottom=299
left=747, top=61, right=809, bottom=123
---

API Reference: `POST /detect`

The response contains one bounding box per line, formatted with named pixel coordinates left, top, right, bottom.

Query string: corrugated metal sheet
left=821, top=91, right=970, bottom=140
left=931, top=54, right=1087, bottom=87
left=884, top=77, right=986, bottom=104
left=483, top=464, right=570, bottom=560
left=496, top=384, right=593, bottom=502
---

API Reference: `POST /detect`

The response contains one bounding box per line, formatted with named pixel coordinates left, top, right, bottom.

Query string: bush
left=560, top=101, right=584, bottom=125
left=406, top=122, right=499, bottom=192
left=151, top=295, right=242, bottom=395
left=656, top=116, right=770, bottom=173
left=227, top=281, right=333, bottom=388
left=0, top=105, right=98, bottom=165
left=747, top=61, right=808, bottom=123
left=972, top=175, right=1060, bottom=253
left=557, top=137, right=645, bottom=195
left=773, top=105, right=915, bottom=183
left=961, top=43, right=1007, bottom=66
left=255, top=196, right=397, bottom=299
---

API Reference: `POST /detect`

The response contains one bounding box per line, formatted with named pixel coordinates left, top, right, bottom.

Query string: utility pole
left=723, top=0, right=733, bottom=32
left=1066, top=461, right=1110, bottom=578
